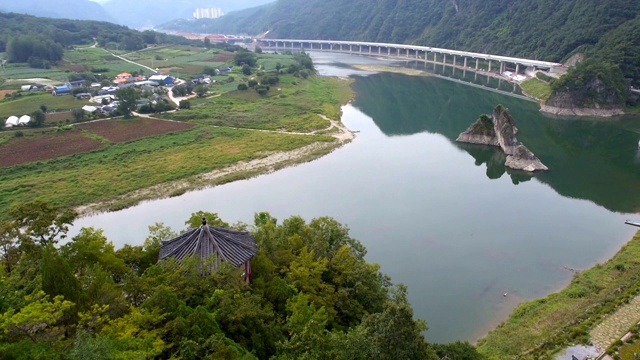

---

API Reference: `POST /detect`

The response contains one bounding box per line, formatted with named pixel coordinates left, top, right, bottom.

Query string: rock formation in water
left=456, top=105, right=548, bottom=172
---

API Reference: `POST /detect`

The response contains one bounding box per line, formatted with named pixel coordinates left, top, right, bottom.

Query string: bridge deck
left=263, top=39, right=563, bottom=69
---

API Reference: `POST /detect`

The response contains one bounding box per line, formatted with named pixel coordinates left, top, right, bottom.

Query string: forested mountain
left=100, top=0, right=275, bottom=29
left=0, top=0, right=115, bottom=23
left=0, top=13, right=192, bottom=67
left=172, top=0, right=640, bottom=64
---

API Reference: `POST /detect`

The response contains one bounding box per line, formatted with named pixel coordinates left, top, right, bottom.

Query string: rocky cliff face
left=542, top=77, right=625, bottom=117
left=456, top=105, right=548, bottom=172
left=455, top=114, right=499, bottom=146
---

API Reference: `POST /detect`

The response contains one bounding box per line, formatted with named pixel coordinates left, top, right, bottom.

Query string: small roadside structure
left=158, top=218, right=257, bottom=282
left=5, top=116, right=19, bottom=127
left=148, top=74, right=174, bottom=86
left=18, top=115, right=31, bottom=126
left=52, top=86, right=71, bottom=96
left=75, top=93, right=92, bottom=100
left=82, top=105, right=98, bottom=113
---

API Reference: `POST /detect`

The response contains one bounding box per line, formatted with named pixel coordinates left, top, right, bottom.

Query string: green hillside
left=163, top=0, right=640, bottom=85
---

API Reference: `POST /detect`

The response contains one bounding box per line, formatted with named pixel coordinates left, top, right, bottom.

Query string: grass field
left=520, top=78, right=552, bottom=101
left=0, top=126, right=333, bottom=215
left=161, top=75, right=353, bottom=132
left=0, top=92, right=92, bottom=118
left=477, top=231, right=640, bottom=359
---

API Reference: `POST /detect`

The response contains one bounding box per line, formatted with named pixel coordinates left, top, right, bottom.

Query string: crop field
left=0, top=130, right=103, bottom=167
left=76, top=118, right=195, bottom=143
left=0, top=126, right=334, bottom=214
left=161, top=75, right=353, bottom=132
left=0, top=65, right=68, bottom=81
left=0, top=93, right=92, bottom=118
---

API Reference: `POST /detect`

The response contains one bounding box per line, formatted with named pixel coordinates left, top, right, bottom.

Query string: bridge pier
left=475, top=58, right=479, bottom=70
left=443, top=54, right=447, bottom=65
left=464, top=57, right=467, bottom=68
left=378, top=47, right=381, bottom=55
left=515, top=64, right=520, bottom=74
left=387, top=47, right=390, bottom=56
left=488, top=60, right=492, bottom=72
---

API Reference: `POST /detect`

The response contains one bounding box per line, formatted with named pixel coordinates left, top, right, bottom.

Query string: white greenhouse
left=18, top=115, right=31, bottom=125
left=5, top=116, right=19, bottom=127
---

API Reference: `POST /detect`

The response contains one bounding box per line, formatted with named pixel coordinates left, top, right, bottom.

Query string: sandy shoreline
left=75, top=114, right=356, bottom=217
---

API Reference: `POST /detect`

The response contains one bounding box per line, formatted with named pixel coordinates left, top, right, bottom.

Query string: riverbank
left=0, top=75, right=355, bottom=220
left=76, top=115, right=355, bottom=216
left=477, top=230, right=640, bottom=359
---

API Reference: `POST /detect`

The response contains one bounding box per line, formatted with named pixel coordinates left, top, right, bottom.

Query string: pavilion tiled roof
left=158, top=220, right=257, bottom=267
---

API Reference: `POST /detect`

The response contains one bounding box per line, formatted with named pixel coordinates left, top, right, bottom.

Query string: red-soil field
left=0, top=131, right=103, bottom=167
left=77, top=118, right=195, bottom=143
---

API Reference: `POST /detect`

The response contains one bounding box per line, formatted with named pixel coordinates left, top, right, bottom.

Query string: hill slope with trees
left=167, top=0, right=640, bottom=82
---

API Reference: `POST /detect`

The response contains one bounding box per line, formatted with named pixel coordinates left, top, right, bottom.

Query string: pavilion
left=158, top=218, right=257, bottom=282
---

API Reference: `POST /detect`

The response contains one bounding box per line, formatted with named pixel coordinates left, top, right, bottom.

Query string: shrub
left=237, top=84, right=248, bottom=91
left=179, top=100, right=191, bottom=109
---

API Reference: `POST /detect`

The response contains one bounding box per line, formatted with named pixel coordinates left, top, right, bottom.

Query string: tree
left=29, top=110, right=45, bottom=127
left=39, top=104, right=47, bottom=113
left=0, top=291, right=74, bottom=344
left=42, top=244, right=84, bottom=305
left=9, top=200, right=77, bottom=247
left=254, top=46, right=262, bottom=54
left=194, top=85, right=207, bottom=98
left=359, top=285, right=437, bottom=360
left=185, top=211, right=228, bottom=228
left=115, top=87, right=139, bottom=118
left=237, top=83, right=248, bottom=91
left=204, top=38, right=211, bottom=49
left=275, top=62, right=282, bottom=74
left=0, top=220, right=20, bottom=274
left=72, top=108, right=85, bottom=122
left=179, top=99, right=191, bottom=109
left=234, top=51, right=257, bottom=67
left=248, top=79, right=258, bottom=88
left=242, top=64, right=251, bottom=76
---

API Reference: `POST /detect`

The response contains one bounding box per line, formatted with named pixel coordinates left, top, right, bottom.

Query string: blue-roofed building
left=52, top=86, right=71, bottom=96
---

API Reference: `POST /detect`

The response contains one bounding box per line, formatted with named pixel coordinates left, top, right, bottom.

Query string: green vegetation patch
left=161, top=75, right=353, bottom=132
left=477, top=231, right=640, bottom=359
left=520, top=78, right=552, bottom=101
left=0, top=126, right=334, bottom=216
left=0, top=92, right=92, bottom=119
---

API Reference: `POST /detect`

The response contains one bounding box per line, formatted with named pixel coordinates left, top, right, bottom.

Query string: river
left=71, top=52, right=640, bottom=343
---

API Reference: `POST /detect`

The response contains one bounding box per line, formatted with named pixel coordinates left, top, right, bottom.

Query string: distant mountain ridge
left=161, top=0, right=640, bottom=85
left=99, top=0, right=276, bottom=29
left=0, top=0, right=115, bottom=23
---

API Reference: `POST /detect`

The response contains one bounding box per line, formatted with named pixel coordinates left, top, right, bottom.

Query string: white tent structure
left=18, top=115, right=31, bottom=126
left=5, top=116, right=19, bottom=127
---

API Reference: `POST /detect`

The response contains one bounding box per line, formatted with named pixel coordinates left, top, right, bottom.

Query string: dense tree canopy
left=0, top=13, right=193, bottom=65
left=0, top=203, right=486, bottom=358
left=164, top=0, right=640, bottom=85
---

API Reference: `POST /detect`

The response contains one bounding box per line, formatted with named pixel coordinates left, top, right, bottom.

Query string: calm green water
left=72, top=53, right=640, bottom=343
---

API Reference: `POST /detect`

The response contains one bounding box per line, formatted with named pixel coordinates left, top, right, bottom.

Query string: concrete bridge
left=259, top=39, right=564, bottom=75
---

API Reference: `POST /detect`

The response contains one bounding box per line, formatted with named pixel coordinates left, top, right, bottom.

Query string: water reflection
left=352, top=72, right=640, bottom=213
